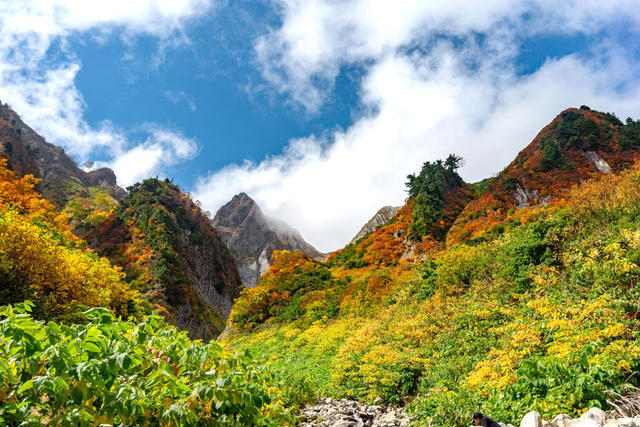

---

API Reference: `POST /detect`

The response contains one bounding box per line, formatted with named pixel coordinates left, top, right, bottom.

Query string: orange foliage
left=357, top=204, right=412, bottom=266
left=264, top=250, right=312, bottom=278
left=0, top=157, right=73, bottom=237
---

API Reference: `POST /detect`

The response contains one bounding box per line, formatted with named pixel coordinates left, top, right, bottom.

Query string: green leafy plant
left=0, top=302, right=288, bottom=426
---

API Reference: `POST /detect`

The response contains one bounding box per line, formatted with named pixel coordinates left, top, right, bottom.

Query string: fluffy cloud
left=195, top=2, right=640, bottom=252
left=94, top=127, right=199, bottom=187
left=0, top=0, right=212, bottom=184
left=256, top=0, right=640, bottom=110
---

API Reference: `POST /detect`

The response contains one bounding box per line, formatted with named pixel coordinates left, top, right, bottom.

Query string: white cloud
left=0, top=0, right=212, bottom=182
left=195, top=2, right=640, bottom=252
left=255, top=0, right=640, bottom=110
left=102, top=127, right=199, bottom=186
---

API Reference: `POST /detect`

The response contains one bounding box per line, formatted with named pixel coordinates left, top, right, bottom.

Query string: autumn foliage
left=0, top=158, right=139, bottom=320
left=226, top=113, right=640, bottom=426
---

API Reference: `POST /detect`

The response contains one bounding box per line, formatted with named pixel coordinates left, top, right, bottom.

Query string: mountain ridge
left=0, top=103, right=126, bottom=207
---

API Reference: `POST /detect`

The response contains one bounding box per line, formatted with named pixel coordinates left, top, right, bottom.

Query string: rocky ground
left=516, top=407, right=640, bottom=427
left=298, top=401, right=640, bottom=427
left=299, top=398, right=411, bottom=426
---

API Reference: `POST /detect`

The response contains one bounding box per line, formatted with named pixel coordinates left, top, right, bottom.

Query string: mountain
left=224, top=107, right=640, bottom=425
left=213, top=192, right=324, bottom=287
left=0, top=105, right=242, bottom=340
left=447, top=106, right=640, bottom=245
left=349, top=205, right=401, bottom=244
left=87, top=179, right=242, bottom=340
left=0, top=103, right=125, bottom=207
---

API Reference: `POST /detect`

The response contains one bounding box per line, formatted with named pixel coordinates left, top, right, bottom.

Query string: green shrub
left=0, top=302, right=287, bottom=426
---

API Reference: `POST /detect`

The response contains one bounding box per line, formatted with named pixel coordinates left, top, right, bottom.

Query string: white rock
left=521, top=411, right=543, bottom=427
left=573, top=420, right=603, bottom=427
left=580, top=408, right=606, bottom=426
left=551, top=414, right=573, bottom=427
left=617, top=418, right=637, bottom=427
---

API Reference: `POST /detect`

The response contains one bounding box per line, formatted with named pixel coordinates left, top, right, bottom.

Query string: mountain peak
left=213, top=194, right=323, bottom=287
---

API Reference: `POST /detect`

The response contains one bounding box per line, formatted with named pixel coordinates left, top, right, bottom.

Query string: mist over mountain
left=213, top=192, right=324, bottom=288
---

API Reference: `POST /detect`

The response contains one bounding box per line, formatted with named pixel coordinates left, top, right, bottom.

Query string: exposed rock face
left=0, top=104, right=125, bottom=206
left=514, top=183, right=539, bottom=209
left=585, top=150, right=613, bottom=173
left=350, top=206, right=401, bottom=244
left=213, top=193, right=324, bottom=287
left=300, top=398, right=410, bottom=427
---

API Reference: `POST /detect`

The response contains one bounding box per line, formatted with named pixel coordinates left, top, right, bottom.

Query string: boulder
left=521, top=411, right=543, bottom=427
left=579, top=408, right=606, bottom=426
left=551, top=414, right=573, bottom=427
left=617, top=418, right=637, bottom=427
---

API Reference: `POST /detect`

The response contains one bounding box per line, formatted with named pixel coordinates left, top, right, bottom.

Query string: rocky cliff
left=88, top=179, right=242, bottom=340
left=213, top=193, right=324, bottom=287
left=0, top=103, right=125, bottom=207
left=349, top=206, right=401, bottom=244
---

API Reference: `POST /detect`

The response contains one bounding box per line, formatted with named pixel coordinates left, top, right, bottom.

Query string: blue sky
left=70, top=5, right=362, bottom=189
left=1, top=1, right=640, bottom=251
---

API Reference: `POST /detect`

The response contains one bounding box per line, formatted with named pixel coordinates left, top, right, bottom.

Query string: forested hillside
left=224, top=108, right=640, bottom=425
left=86, top=178, right=242, bottom=340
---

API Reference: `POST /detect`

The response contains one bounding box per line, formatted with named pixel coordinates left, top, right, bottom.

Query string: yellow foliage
left=0, top=157, right=138, bottom=317
left=0, top=210, right=137, bottom=316
left=568, top=161, right=640, bottom=213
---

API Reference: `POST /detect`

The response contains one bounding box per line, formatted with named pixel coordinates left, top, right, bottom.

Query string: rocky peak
left=350, top=206, right=401, bottom=245
left=213, top=193, right=324, bottom=288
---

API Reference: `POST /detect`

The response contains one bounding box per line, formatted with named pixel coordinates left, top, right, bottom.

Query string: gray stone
left=617, top=418, right=637, bottom=427
left=584, top=150, right=612, bottom=173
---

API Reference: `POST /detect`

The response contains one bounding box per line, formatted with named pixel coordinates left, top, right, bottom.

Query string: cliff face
left=0, top=104, right=125, bottom=207
left=87, top=179, right=242, bottom=340
left=349, top=206, right=401, bottom=244
left=213, top=193, right=324, bottom=287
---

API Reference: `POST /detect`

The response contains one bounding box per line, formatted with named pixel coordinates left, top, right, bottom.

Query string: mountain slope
left=448, top=106, right=640, bottom=245
left=349, top=205, right=401, bottom=244
left=213, top=192, right=324, bottom=287
left=224, top=107, right=640, bottom=426
left=0, top=157, right=140, bottom=322
left=0, top=103, right=125, bottom=207
left=88, top=179, right=242, bottom=340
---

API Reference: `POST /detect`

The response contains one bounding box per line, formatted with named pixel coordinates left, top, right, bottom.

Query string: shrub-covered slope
left=0, top=158, right=140, bottom=321
left=448, top=106, right=640, bottom=245
left=88, top=179, right=242, bottom=340
left=224, top=108, right=640, bottom=426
